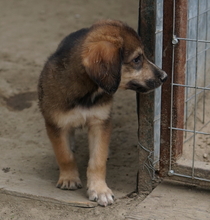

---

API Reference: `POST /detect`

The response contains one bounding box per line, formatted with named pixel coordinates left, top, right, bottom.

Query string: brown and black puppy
left=38, top=20, right=167, bottom=206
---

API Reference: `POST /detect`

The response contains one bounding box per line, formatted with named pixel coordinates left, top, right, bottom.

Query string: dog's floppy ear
left=82, top=40, right=122, bottom=94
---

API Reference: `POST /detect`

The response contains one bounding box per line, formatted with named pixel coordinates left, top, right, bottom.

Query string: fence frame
left=160, top=0, right=210, bottom=188
left=160, top=0, right=187, bottom=177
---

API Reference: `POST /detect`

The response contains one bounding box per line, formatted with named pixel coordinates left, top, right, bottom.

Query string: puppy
left=38, top=20, right=167, bottom=206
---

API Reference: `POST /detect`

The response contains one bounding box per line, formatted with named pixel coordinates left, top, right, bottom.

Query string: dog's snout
left=160, top=71, right=168, bottom=83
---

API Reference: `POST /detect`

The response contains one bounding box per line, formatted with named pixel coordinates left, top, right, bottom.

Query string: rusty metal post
left=160, top=0, right=187, bottom=177
left=137, top=0, right=156, bottom=193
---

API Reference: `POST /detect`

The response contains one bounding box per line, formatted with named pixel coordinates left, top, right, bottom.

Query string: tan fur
left=120, top=56, right=158, bottom=89
left=52, top=104, right=112, bottom=129
left=38, top=19, right=167, bottom=206
left=45, top=123, right=82, bottom=190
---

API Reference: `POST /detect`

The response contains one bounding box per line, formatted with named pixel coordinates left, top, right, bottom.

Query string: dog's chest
left=54, top=104, right=111, bottom=128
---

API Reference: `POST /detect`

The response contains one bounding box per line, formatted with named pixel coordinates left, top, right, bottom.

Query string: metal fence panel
left=160, top=0, right=210, bottom=186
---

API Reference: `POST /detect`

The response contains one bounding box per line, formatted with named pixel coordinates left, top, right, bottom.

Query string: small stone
left=2, top=167, right=10, bottom=173
left=203, top=153, right=208, bottom=158
left=75, top=14, right=80, bottom=19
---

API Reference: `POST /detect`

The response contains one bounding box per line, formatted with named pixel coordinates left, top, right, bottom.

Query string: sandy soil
left=0, top=0, right=146, bottom=219
left=183, top=92, right=210, bottom=164
left=1, top=1, right=210, bottom=219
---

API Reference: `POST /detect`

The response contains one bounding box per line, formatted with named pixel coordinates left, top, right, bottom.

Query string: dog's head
left=82, top=20, right=167, bottom=94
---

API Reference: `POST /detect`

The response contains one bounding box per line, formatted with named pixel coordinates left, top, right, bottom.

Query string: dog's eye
left=132, top=55, right=141, bottom=64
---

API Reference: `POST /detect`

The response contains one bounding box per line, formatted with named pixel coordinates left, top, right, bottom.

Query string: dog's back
left=53, top=28, right=89, bottom=60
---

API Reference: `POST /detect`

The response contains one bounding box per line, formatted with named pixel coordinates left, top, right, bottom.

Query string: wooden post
left=137, top=0, right=156, bottom=193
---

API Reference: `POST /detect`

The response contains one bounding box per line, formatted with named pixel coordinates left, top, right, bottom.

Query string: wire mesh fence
left=166, top=0, right=210, bottom=184
left=137, top=0, right=210, bottom=192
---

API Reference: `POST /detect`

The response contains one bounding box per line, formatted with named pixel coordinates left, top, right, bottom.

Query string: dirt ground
left=0, top=0, right=146, bottom=219
left=183, top=92, right=210, bottom=163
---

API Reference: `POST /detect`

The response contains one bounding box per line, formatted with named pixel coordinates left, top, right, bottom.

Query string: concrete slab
left=0, top=162, right=127, bottom=208
left=0, top=173, right=97, bottom=208
left=0, top=91, right=137, bottom=209
left=125, top=181, right=210, bottom=220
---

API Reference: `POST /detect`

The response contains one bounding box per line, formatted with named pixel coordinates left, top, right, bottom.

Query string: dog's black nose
left=160, top=71, right=168, bottom=83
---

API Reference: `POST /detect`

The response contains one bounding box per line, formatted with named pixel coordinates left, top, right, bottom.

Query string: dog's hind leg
left=87, top=119, right=114, bottom=206
left=68, top=128, right=76, bottom=153
left=45, top=122, right=82, bottom=190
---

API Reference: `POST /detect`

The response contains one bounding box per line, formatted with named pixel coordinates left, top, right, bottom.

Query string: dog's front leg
left=45, top=122, right=82, bottom=190
left=87, top=119, right=114, bottom=206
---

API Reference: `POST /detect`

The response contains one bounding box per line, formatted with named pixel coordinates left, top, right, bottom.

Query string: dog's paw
left=56, top=173, right=82, bottom=190
left=87, top=182, right=114, bottom=206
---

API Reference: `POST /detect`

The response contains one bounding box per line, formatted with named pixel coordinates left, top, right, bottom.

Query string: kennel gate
left=160, top=0, right=210, bottom=187
left=137, top=0, right=210, bottom=193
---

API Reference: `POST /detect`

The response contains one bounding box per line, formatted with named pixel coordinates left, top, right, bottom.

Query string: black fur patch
left=67, top=91, right=111, bottom=109
left=53, top=28, right=89, bottom=59
left=145, top=79, right=161, bottom=89
left=126, top=80, right=149, bottom=93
